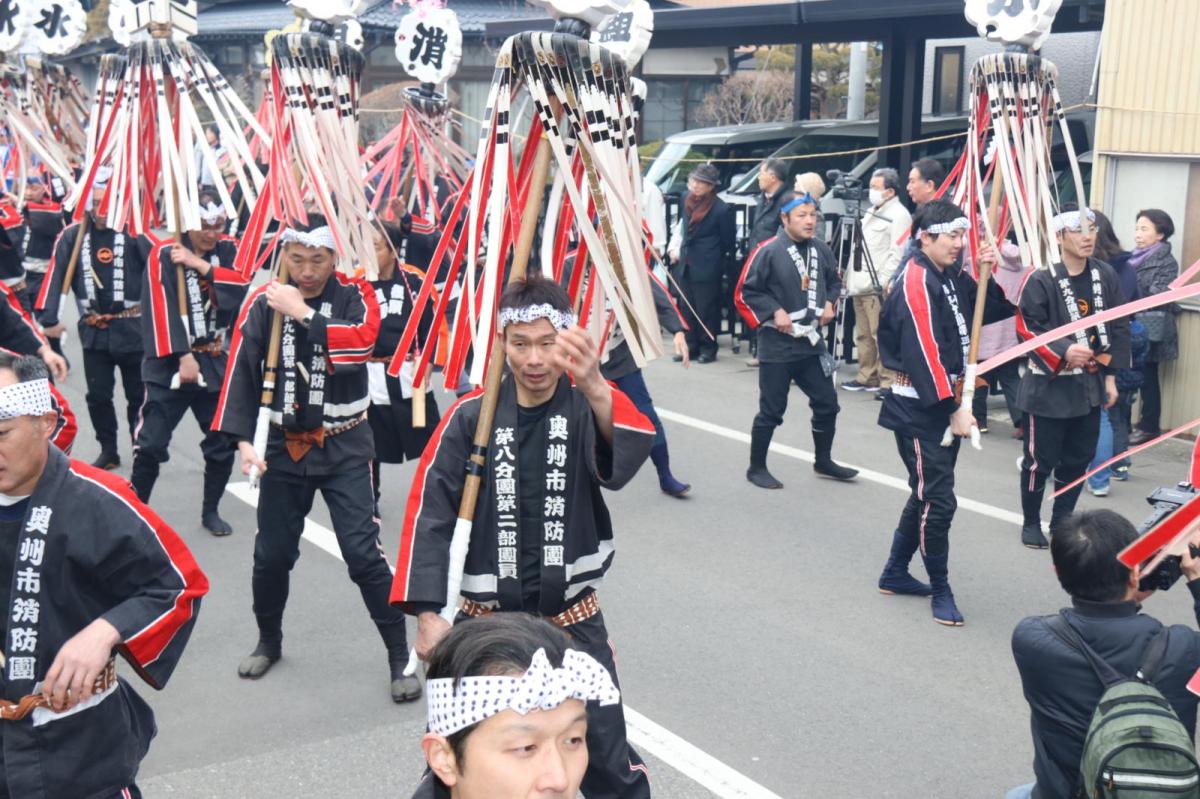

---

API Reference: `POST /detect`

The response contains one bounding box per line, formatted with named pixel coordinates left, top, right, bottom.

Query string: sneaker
left=840, top=380, right=871, bottom=391
left=1112, top=464, right=1130, bottom=481
left=1129, top=429, right=1158, bottom=446
left=1087, top=483, right=1110, bottom=497
left=745, top=357, right=760, bottom=367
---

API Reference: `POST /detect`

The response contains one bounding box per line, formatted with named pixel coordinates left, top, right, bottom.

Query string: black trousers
left=894, top=432, right=960, bottom=558
left=450, top=609, right=650, bottom=799
left=1138, top=360, right=1162, bottom=434
left=675, top=273, right=720, bottom=358
left=131, top=382, right=235, bottom=500
left=252, top=466, right=406, bottom=633
left=82, top=347, right=144, bottom=451
left=1021, top=408, right=1101, bottom=527
left=753, top=357, right=840, bottom=433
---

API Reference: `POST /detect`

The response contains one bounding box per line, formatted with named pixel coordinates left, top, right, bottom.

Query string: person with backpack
left=1010, top=509, right=1200, bottom=799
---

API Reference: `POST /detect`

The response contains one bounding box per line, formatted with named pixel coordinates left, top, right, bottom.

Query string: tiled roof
left=195, top=0, right=549, bottom=38
left=361, top=1, right=548, bottom=33
left=196, top=1, right=299, bottom=35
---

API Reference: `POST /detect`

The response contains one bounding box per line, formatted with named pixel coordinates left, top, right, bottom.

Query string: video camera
left=1136, top=482, right=1200, bottom=592
left=825, top=170, right=868, bottom=205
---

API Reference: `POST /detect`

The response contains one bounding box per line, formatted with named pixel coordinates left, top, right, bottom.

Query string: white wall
left=922, top=31, right=1101, bottom=114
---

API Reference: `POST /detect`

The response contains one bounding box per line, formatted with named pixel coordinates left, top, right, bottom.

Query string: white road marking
left=655, top=407, right=1025, bottom=527
left=225, top=481, right=781, bottom=799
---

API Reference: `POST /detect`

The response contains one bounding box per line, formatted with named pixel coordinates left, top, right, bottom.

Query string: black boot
left=922, top=553, right=964, bottom=626
left=1050, top=479, right=1084, bottom=530
left=378, top=620, right=421, bottom=703
left=129, top=453, right=159, bottom=503
left=238, top=615, right=282, bottom=679
left=201, top=463, right=234, bottom=536
left=746, top=425, right=783, bottom=489
left=812, top=428, right=858, bottom=481
left=878, top=528, right=932, bottom=597
left=650, top=442, right=690, bottom=498
left=91, top=446, right=120, bottom=470
left=1020, top=482, right=1048, bottom=549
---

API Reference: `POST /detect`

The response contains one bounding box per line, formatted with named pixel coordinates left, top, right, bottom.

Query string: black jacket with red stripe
left=0, top=447, right=207, bottom=799
left=0, top=201, right=26, bottom=285
left=141, top=236, right=250, bottom=390
left=0, top=282, right=46, bottom=357
left=390, top=375, right=654, bottom=617
left=1014, top=260, right=1130, bottom=419
left=734, top=233, right=841, bottom=362
left=877, top=251, right=1014, bottom=440
left=20, top=200, right=65, bottom=263
left=213, top=272, right=381, bottom=476
left=36, top=224, right=147, bottom=354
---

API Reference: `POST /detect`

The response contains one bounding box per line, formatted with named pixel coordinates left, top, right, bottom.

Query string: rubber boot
left=1020, top=481, right=1049, bottom=549
left=1050, top=479, right=1083, bottom=532
left=238, top=615, right=282, bottom=679
left=878, top=529, right=932, bottom=597
left=129, top=453, right=160, bottom=503
left=746, top=425, right=783, bottom=489
left=91, top=445, right=121, bottom=470
left=812, top=428, right=858, bottom=481
left=378, top=620, right=421, bottom=703
left=650, top=442, right=690, bottom=498
left=922, top=553, right=964, bottom=626
left=201, top=462, right=234, bottom=536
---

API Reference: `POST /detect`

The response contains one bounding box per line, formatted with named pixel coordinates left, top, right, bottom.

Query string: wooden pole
left=402, top=125, right=557, bottom=676
left=247, top=251, right=288, bottom=486
left=966, top=169, right=1005, bottom=370
left=411, top=372, right=427, bottom=428
left=456, top=133, right=554, bottom=524
left=59, top=214, right=90, bottom=296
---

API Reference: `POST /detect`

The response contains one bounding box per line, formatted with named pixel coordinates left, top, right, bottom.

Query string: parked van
left=643, top=121, right=815, bottom=198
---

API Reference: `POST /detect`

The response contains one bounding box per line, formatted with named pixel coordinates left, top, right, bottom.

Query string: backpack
left=1046, top=611, right=1200, bottom=798
left=1115, top=320, right=1149, bottom=393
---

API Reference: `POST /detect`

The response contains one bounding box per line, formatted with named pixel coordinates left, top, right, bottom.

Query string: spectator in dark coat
left=668, top=163, right=735, bottom=363
left=1010, top=509, right=1200, bottom=799
left=748, top=158, right=787, bottom=250
left=1128, top=208, right=1180, bottom=442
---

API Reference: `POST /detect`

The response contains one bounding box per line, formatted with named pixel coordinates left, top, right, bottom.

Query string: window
left=223, top=46, right=246, bottom=67
left=369, top=45, right=396, bottom=67
left=642, top=81, right=686, bottom=143
left=932, top=46, right=964, bottom=116
left=639, top=79, right=720, bottom=144
left=450, top=79, right=494, bottom=147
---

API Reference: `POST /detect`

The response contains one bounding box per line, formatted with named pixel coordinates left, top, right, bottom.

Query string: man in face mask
left=841, top=168, right=911, bottom=398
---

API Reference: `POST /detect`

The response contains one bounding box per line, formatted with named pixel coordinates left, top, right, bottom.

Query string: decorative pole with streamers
left=396, top=0, right=658, bottom=677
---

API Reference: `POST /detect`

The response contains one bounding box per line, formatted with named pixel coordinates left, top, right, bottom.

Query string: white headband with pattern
left=921, top=217, right=971, bottom=236
left=278, top=226, right=337, bottom=251
left=498, top=303, right=577, bottom=332
left=198, top=201, right=227, bottom=226
left=1052, top=209, right=1096, bottom=233
left=0, top=379, right=53, bottom=420
left=427, top=648, right=620, bottom=736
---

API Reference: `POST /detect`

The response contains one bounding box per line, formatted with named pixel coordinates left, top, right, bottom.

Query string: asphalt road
left=45, top=325, right=1197, bottom=799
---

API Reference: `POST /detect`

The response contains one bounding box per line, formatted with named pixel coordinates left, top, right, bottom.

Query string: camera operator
left=1009, top=509, right=1200, bottom=799
left=840, top=168, right=910, bottom=396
